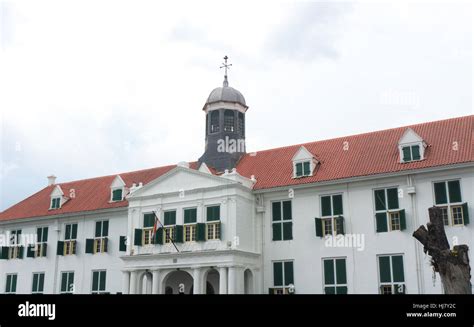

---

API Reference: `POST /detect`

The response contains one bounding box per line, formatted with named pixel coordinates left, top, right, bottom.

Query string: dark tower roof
left=205, top=84, right=247, bottom=107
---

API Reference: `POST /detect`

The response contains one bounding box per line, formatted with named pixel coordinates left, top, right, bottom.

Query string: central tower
left=199, top=56, right=248, bottom=172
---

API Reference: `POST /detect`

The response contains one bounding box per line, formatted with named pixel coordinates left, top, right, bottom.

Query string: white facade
left=1, top=162, right=472, bottom=294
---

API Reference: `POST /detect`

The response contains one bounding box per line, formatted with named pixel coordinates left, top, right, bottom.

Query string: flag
left=151, top=212, right=163, bottom=241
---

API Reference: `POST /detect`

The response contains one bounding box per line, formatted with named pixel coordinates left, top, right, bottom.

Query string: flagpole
left=153, top=211, right=180, bottom=253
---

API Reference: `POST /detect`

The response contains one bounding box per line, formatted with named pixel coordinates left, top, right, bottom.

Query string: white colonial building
left=0, top=72, right=472, bottom=294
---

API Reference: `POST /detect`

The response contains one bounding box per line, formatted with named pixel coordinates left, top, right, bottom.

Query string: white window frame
left=374, top=187, right=401, bottom=232
left=60, top=271, right=75, bottom=294
left=293, top=160, right=313, bottom=178
left=320, top=194, right=343, bottom=237
left=272, top=260, right=294, bottom=293
left=5, top=273, right=17, bottom=294
left=50, top=197, right=61, bottom=209
left=377, top=254, right=406, bottom=295
left=110, top=187, right=124, bottom=202
left=322, top=257, right=348, bottom=294
left=91, top=270, right=107, bottom=294
left=31, top=272, right=45, bottom=294
left=94, top=220, right=108, bottom=254
left=64, top=223, right=77, bottom=256
left=432, top=180, right=465, bottom=226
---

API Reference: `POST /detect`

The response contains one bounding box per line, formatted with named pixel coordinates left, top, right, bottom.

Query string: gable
left=398, top=128, right=424, bottom=145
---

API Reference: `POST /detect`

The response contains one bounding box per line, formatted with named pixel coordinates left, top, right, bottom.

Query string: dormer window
left=398, top=128, right=426, bottom=163
left=110, top=175, right=126, bottom=202
left=292, top=146, right=318, bottom=179
left=51, top=197, right=61, bottom=209
left=111, top=188, right=123, bottom=202
left=402, top=145, right=421, bottom=162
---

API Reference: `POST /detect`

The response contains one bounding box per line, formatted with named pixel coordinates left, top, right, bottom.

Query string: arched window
left=238, top=112, right=244, bottom=136
left=210, top=111, right=220, bottom=133
left=224, top=110, right=234, bottom=132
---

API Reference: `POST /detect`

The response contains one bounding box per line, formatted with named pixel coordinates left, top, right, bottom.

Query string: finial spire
left=220, top=55, right=232, bottom=87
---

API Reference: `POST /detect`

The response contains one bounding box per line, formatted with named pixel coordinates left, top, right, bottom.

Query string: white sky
left=0, top=0, right=472, bottom=210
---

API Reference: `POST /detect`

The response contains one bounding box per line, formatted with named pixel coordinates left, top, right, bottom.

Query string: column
left=122, top=270, right=130, bottom=294
left=219, top=267, right=228, bottom=295
left=152, top=270, right=161, bottom=294
left=193, top=268, right=203, bottom=294
left=227, top=266, right=236, bottom=294
left=130, top=270, right=138, bottom=294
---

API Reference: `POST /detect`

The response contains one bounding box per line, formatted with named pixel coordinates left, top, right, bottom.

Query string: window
left=323, top=258, right=347, bottom=294
left=401, top=145, right=421, bottom=162
left=111, top=188, right=123, bottom=202
left=378, top=255, right=405, bottom=294
left=164, top=211, right=176, bottom=244
left=272, top=201, right=292, bottom=241
left=210, top=111, right=220, bottom=133
left=50, top=197, right=61, bottom=209
left=433, top=180, right=469, bottom=226
left=8, top=230, right=23, bottom=259
left=315, top=194, right=344, bottom=237
left=272, top=261, right=294, bottom=293
left=32, top=272, right=45, bottom=294
left=206, top=206, right=221, bottom=240
left=142, top=213, right=155, bottom=246
left=184, top=208, right=197, bottom=242
left=374, top=188, right=406, bottom=233
left=35, top=227, right=48, bottom=258
left=238, top=112, right=244, bottom=135
left=224, top=110, right=235, bottom=132
left=294, top=161, right=311, bottom=178
left=91, top=270, right=107, bottom=294
left=94, top=220, right=109, bottom=253
left=60, top=272, right=75, bottom=294
left=63, top=223, right=77, bottom=255
left=5, top=274, right=17, bottom=294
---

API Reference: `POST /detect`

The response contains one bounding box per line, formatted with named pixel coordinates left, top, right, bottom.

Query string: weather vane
left=220, top=55, right=232, bottom=87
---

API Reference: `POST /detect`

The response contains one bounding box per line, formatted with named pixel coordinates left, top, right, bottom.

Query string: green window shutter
left=196, top=223, right=206, bottom=242
left=336, top=216, right=345, bottom=235
left=295, top=163, right=302, bottom=177
left=282, top=201, right=292, bottom=220
left=112, top=189, right=122, bottom=201
left=321, top=196, right=332, bottom=216
left=6, top=275, right=11, bottom=292
left=38, top=274, right=44, bottom=292
left=61, top=273, right=67, bottom=292
left=412, top=145, right=420, bottom=160
left=42, top=243, right=47, bottom=257
left=85, top=239, right=94, bottom=254
left=69, top=273, right=74, bottom=291
left=37, top=228, right=42, bottom=243
left=272, top=223, right=282, bottom=241
left=273, top=262, right=283, bottom=287
left=134, top=229, right=143, bottom=246
left=462, top=203, right=469, bottom=225
left=282, top=222, right=293, bottom=240
left=92, top=271, right=99, bottom=292
left=333, top=195, right=343, bottom=215
left=325, top=287, right=336, bottom=294
left=376, top=212, right=388, bottom=233
left=119, top=236, right=127, bottom=251
left=27, top=245, right=35, bottom=258
left=71, top=224, right=78, bottom=239
left=335, top=259, right=347, bottom=284
left=103, top=238, right=108, bottom=253
left=155, top=227, right=164, bottom=245
left=448, top=180, right=462, bottom=203
left=336, top=286, right=348, bottom=294
left=95, top=221, right=102, bottom=237
left=392, top=255, right=405, bottom=283
left=374, top=190, right=386, bottom=211
left=324, top=259, right=335, bottom=285
left=387, top=188, right=399, bottom=210
left=184, top=208, right=197, bottom=223
left=164, top=211, right=177, bottom=225
left=65, top=224, right=71, bottom=240
left=399, top=209, right=407, bottom=230
left=284, top=261, right=294, bottom=285
left=18, top=246, right=24, bottom=259
left=56, top=241, right=64, bottom=255
left=0, top=247, right=6, bottom=260
left=379, top=256, right=391, bottom=283
left=272, top=202, right=281, bottom=221
left=102, top=221, right=109, bottom=237
left=434, top=182, right=447, bottom=205
left=43, top=227, right=48, bottom=242
left=207, top=206, right=220, bottom=221
left=394, top=284, right=406, bottom=294
left=174, top=225, right=184, bottom=243
left=100, top=271, right=106, bottom=291
left=402, top=146, right=411, bottom=161
left=12, top=275, right=17, bottom=292
left=303, top=161, right=310, bottom=175
left=144, top=214, right=155, bottom=228
left=32, top=274, right=38, bottom=292
left=217, top=222, right=222, bottom=240
left=315, top=218, right=323, bottom=237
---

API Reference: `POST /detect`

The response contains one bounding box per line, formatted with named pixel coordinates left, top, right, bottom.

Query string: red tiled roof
left=0, top=116, right=472, bottom=222
left=237, top=115, right=473, bottom=190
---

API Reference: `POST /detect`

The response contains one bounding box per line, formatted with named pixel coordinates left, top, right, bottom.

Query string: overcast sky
left=0, top=0, right=472, bottom=211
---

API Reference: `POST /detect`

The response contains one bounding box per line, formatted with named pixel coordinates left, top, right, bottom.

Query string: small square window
left=112, top=189, right=123, bottom=202
left=51, top=197, right=61, bottom=209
